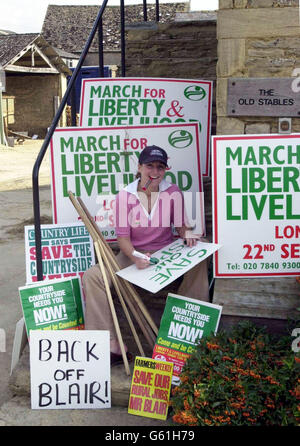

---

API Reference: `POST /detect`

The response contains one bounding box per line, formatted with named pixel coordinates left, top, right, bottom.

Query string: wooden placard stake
left=96, top=239, right=145, bottom=357
left=94, top=241, right=130, bottom=376
left=76, top=196, right=158, bottom=336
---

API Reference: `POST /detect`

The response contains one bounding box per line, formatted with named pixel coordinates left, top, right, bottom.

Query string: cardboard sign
left=212, top=134, right=300, bottom=277
left=128, top=356, right=173, bottom=420
left=50, top=123, right=205, bottom=240
left=30, top=330, right=110, bottom=410
left=24, top=222, right=95, bottom=283
left=116, top=240, right=221, bottom=293
left=19, top=278, right=84, bottom=334
left=152, top=293, right=222, bottom=384
left=79, top=77, right=213, bottom=177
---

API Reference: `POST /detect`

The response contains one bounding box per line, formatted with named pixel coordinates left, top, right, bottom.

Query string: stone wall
left=125, top=19, right=217, bottom=134
left=5, top=73, right=66, bottom=138
left=217, top=0, right=300, bottom=134
left=125, top=19, right=217, bottom=239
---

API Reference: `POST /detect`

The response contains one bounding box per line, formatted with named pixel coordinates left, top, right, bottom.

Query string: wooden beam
left=5, top=65, right=59, bottom=74
left=32, top=43, right=59, bottom=71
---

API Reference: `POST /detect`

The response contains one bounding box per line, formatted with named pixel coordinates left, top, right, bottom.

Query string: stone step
left=9, top=344, right=134, bottom=408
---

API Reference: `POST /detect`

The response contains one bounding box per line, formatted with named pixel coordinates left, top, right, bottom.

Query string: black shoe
left=110, top=351, right=133, bottom=366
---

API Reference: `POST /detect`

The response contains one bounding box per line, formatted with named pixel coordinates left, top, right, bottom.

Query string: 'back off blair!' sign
left=30, top=330, right=110, bottom=410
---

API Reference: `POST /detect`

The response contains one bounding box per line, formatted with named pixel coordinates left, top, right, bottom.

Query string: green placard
left=152, top=293, right=222, bottom=381
left=19, top=278, right=83, bottom=334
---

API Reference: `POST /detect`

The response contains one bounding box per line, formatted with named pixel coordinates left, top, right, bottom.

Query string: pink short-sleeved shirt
left=115, top=179, right=187, bottom=251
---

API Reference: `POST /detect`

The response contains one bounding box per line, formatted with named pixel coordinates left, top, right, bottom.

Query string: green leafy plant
left=170, top=321, right=300, bottom=426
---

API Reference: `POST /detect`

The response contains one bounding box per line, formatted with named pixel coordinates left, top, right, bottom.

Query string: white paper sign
left=212, top=134, right=300, bottom=277
left=79, top=77, right=213, bottom=177
left=50, top=123, right=205, bottom=240
left=30, top=330, right=110, bottom=410
left=116, top=240, right=221, bottom=293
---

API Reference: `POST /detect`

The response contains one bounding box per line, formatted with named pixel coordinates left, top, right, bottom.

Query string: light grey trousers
left=82, top=251, right=209, bottom=341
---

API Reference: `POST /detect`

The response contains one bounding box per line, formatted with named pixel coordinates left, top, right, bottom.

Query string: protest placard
left=19, top=277, right=84, bottom=335
left=152, top=293, right=222, bottom=384
left=128, top=356, right=173, bottom=420
left=50, top=123, right=205, bottom=240
left=116, top=240, right=221, bottom=293
left=24, top=222, right=95, bottom=283
left=79, top=77, right=213, bottom=177
left=212, top=134, right=300, bottom=277
left=30, top=330, right=110, bottom=409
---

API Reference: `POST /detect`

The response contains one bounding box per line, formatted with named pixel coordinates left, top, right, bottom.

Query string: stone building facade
left=217, top=0, right=300, bottom=134
left=125, top=16, right=217, bottom=134
left=124, top=4, right=300, bottom=326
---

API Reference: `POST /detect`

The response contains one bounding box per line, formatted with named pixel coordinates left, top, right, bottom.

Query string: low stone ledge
left=9, top=344, right=133, bottom=407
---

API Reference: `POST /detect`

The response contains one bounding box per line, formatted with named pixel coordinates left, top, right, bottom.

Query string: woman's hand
left=134, top=252, right=152, bottom=269
left=183, top=230, right=200, bottom=247
left=177, top=227, right=208, bottom=247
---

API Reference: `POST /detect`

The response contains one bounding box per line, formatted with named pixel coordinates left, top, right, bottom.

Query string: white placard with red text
left=79, top=77, right=213, bottom=177
left=50, top=123, right=205, bottom=241
left=212, top=134, right=300, bottom=277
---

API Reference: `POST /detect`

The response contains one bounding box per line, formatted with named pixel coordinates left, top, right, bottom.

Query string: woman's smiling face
left=138, top=161, right=167, bottom=188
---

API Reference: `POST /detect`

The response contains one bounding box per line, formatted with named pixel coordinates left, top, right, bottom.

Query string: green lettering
left=226, top=196, right=241, bottom=220
left=90, top=86, right=101, bottom=98
left=226, top=146, right=242, bottom=166
left=94, top=153, right=106, bottom=174
left=249, top=195, right=267, bottom=220
left=267, top=167, right=282, bottom=192
left=61, top=154, right=73, bottom=175
left=76, top=137, right=86, bottom=152
left=87, top=136, right=97, bottom=152
left=60, top=137, right=74, bottom=153
left=226, top=168, right=240, bottom=193
left=287, top=145, right=300, bottom=164
left=249, top=168, right=265, bottom=193
left=80, top=154, right=93, bottom=174
left=269, top=195, right=284, bottom=220
left=107, top=153, right=121, bottom=173
left=81, top=176, right=95, bottom=196
left=273, top=145, right=285, bottom=165
left=286, top=194, right=300, bottom=219
left=244, top=147, right=257, bottom=165
left=283, top=167, right=300, bottom=192
left=259, top=146, right=271, bottom=165
left=178, top=171, right=192, bottom=191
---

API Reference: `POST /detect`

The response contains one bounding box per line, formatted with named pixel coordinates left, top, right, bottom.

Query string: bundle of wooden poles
left=68, top=191, right=159, bottom=376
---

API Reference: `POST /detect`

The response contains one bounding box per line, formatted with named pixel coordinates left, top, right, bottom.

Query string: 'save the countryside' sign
left=50, top=123, right=204, bottom=240
left=79, top=77, right=213, bottom=177
left=212, top=134, right=300, bottom=277
left=24, top=223, right=94, bottom=283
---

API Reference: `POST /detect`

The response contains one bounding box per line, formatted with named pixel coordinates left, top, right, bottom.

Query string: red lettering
left=133, top=370, right=153, bottom=386
left=281, top=243, right=300, bottom=259
left=62, top=245, right=72, bottom=258
left=154, top=374, right=170, bottom=388
left=30, top=246, right=36, bottom=261
left=275, top=225, right=300, bottom=239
